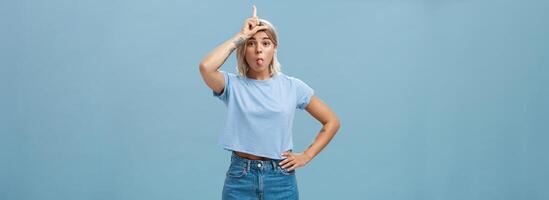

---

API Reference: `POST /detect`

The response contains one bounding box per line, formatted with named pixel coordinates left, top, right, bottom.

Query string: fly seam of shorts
left=258, top=167, right=264, bottom=194
left=270, top=160, right=276, bottom=170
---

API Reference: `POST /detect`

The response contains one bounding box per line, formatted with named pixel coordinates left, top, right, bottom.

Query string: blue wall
left=2, top=0, right=548, bottom=199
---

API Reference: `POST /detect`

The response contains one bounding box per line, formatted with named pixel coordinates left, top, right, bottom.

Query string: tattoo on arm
left=233, top=36, right=245, bottom=47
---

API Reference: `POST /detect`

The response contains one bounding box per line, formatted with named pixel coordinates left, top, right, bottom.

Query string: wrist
left=233, top=33, right=247, bottom=46
left=303, top=151, right=315, bottom=161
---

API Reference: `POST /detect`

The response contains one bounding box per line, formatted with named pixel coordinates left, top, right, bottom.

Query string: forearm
left=303, top=120, right=340, bottom=160
left=199, top=33, right=246, bottom=71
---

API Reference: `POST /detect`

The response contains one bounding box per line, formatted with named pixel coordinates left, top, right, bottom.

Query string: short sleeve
left=294, top=78, right=314, bottom=110
left=212, top=70, right=231, bottom=103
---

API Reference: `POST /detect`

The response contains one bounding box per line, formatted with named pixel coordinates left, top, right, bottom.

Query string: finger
left=252, top=5, right=257, bottom=18
left=279, top=158, right=290, bottom=166
left=247, top=20, right=255, bottom=29
left=282, top=164, right=297, bottom=171
left=279, top=161, right=287, bottom=167
left=253, top=25, right=268, bottom=32
left=282, top=160, right=295, bottom=169
left=288, top=164, right=297, bottom=171
left=288, top=165, right=298, bottom=171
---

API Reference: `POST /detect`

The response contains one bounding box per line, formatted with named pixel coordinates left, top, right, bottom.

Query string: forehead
left=250, top=31, right=270, bottom=40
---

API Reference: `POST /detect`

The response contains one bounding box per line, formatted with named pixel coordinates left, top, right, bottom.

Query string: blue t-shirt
left=213, top=71, right=314, bottom=159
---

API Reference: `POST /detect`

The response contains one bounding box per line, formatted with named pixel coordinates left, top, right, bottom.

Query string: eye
left=263, top=41, right=271, bottom=46
left=247, top=41, right=255, bottom=46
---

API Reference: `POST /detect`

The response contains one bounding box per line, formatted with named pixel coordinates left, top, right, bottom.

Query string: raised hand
left=238, top=5, right=267, bottom=41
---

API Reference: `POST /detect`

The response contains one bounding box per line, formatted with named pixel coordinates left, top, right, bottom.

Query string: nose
left=255, top=45, right=262, bottom=54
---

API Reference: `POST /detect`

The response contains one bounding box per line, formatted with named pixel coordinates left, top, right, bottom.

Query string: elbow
left=199, top=62, right=213, bottom=75
left=326, top=118, right=341, bottom=133
left=334, top=118, right=341, bottom=132
left=199, top=62, right=207, bottom=72
left=199, top=61, right=218, bottom=74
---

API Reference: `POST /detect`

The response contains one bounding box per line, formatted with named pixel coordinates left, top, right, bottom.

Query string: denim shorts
left=222, top=151, right=299, bottom=200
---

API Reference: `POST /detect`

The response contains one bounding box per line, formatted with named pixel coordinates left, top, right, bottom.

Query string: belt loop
left=271, top=160, right=276, bottom=170
left=246, top=160, right=251, bottom=172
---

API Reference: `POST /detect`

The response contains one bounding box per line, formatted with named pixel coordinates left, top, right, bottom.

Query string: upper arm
left=305, top=96, right=340, bottom=126
left=294, top=78, right=314, bottom=110
left=199, top=68, right=225, bottom=94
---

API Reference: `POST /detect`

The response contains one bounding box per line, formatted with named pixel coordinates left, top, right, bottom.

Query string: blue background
left=2, top=0, right=548, bottom=199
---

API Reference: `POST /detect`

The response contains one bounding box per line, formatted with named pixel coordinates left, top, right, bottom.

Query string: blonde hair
left=235, top=19, right=281, bottom=77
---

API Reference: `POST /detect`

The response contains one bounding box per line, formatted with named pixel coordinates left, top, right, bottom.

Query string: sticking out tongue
left=257, top=59, right=264, bottom=66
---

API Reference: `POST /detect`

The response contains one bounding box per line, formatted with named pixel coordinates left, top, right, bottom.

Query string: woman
left=199, top=5, right=341, bottom=200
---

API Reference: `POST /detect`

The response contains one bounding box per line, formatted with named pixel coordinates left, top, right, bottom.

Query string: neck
left=246, top=69, right=272, bottom=80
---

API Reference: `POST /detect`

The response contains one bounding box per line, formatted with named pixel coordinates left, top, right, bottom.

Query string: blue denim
left=222, top=151, right=299, bottom=200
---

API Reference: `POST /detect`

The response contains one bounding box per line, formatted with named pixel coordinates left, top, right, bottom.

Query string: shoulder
left=218, top=71, right=244, bottom=84
left=276, top=72, right=303, bottom=83
left=278, top=73, right=310, bottom=88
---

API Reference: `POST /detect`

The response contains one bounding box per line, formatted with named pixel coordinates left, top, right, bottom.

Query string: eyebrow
left=249, top=37, right=271, bottom=40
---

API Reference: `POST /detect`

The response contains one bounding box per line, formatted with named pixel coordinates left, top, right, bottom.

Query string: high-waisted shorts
left=222, top=151, right=299, bottom=200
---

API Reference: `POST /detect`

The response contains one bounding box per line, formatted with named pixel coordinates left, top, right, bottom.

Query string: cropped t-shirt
left=213, top=71, right=314, bottom=159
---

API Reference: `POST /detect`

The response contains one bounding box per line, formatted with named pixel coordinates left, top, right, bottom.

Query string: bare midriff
left=234, top=151, right=270, bottom=160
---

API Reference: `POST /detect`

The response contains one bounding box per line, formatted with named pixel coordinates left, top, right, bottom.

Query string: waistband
left=231, top=151, right=285, bottom=171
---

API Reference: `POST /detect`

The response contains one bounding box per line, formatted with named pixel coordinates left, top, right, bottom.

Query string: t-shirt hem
left=218, top=143, right=290, bottom=160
